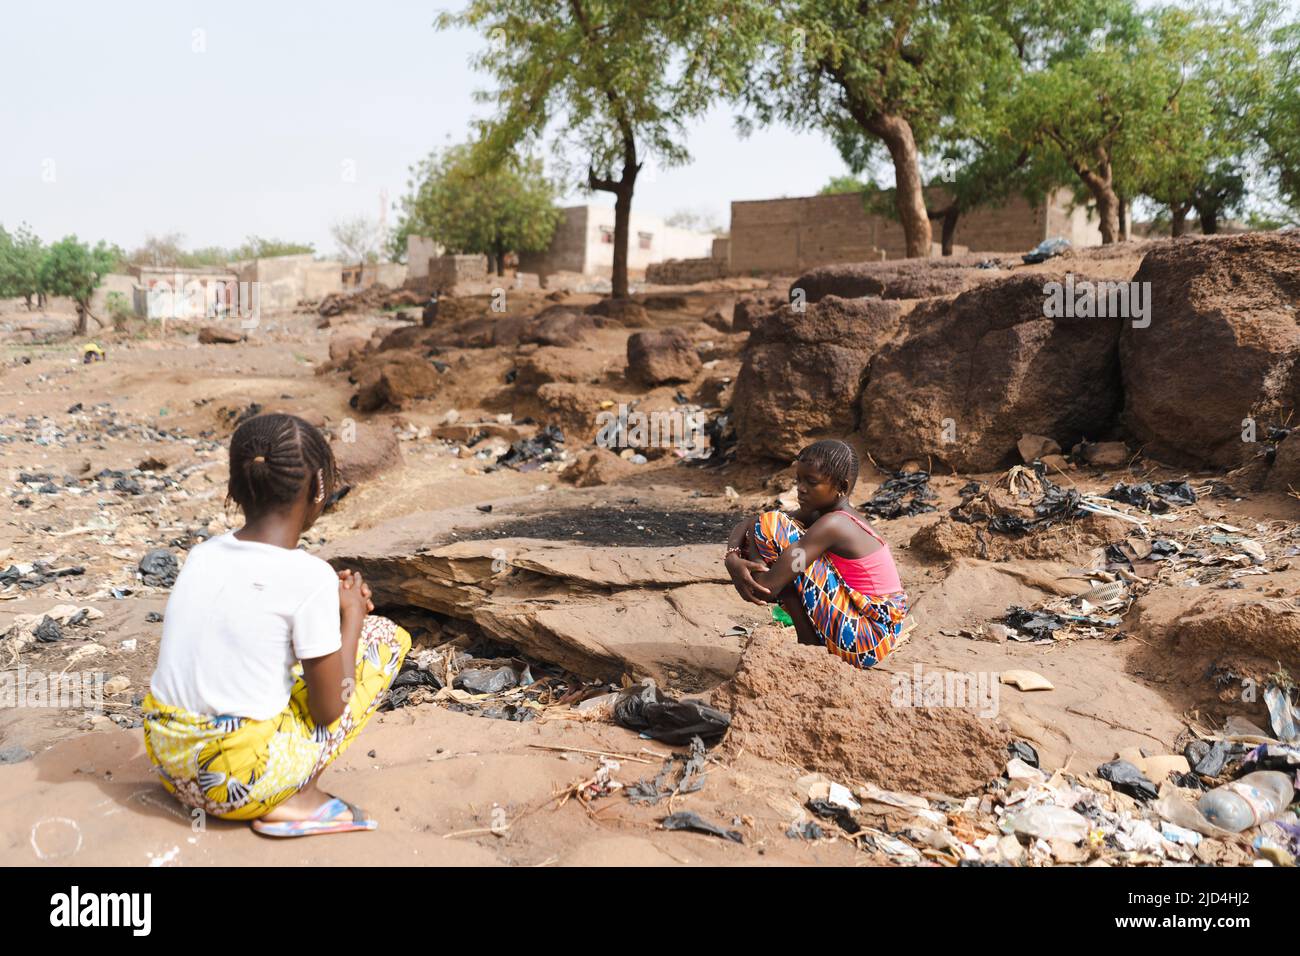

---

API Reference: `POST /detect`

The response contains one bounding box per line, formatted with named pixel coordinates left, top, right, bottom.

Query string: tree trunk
left=1171, top=203, right=1188, bottom=237
left=1118, top=193, right=1130, bottom=242
left=941, top=206, right=960, bottom=256
left=1200, top=207, right=1219, bottom=234
left=589, top=134, right=640, bottom=300
left=24, top=294, right=33, bottom=311
left=495, top=243, right=506, bottom=278
left=865, top=112, right=931, bottom=258
left=76, top=302, right=89, bottom=337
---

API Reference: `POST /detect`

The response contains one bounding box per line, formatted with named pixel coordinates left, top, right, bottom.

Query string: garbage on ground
left=627, top=736, right=709, bottom=805
left=951, top=466, right=1081, bottom=535
left=1022, top=237, right=1071, bottom=264
left=860, top=470, right=937, bottom=520
left=494, top=424, right=565, bottom=471
left=1103, top=480, right=1197, bottom=514
left=660, top=810, right=743, bottom=843
left=1000, top=670, right=1054, bottom=692
left=1098, top=759, right=1158, bottom=801
left=612, top=680, right=731, bottom=745
left=138, top=549, right=179, bottom=588
left=1197, top=771, right=1295, bottom=832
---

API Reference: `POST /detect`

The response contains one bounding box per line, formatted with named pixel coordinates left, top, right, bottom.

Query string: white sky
left=0, top=0, right=849, bottom=256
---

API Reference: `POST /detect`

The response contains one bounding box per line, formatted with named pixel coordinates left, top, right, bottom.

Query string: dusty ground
left=0, top=263, right=1296, bottom=867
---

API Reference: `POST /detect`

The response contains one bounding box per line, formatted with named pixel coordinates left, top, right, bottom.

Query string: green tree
left=438, top=0, right=756, bottom=297
left=745, top=0, right=1020, bottom=258
left=0, top=223, right=45, bottom=309
left=1006, top=4, right=1215, bottom=244
left=230, top=236, right=315, bottom=260
left=37, top=236, right=120, bottom=336
left=393, top=143, right=560, bottom=275
left=1263, top=17, right=1300, bottom=214
left=1127, top=6, right=1265, bottom=236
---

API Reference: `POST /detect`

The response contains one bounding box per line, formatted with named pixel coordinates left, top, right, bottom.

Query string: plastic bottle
left=1196, top=771, right=1295, bottom=832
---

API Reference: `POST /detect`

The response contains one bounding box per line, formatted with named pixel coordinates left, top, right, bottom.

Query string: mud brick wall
left=517, top=206, right=589, bottom=278
left=730, top=191, right=1083, bottom=273
left=646, top=258, right=730, bottom=284
left=428, top=254, right=489, bottom=291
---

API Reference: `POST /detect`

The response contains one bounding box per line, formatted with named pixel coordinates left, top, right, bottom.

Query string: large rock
left=331, top=421, right=401, bottom=484
left=353, top=351, right=441, bottom=411
left=792, top=258, right=991, bottom=305
left=322, top=514, right=754, bottom=687
left=860, top=272, right=1123, bottom=472
left=535, top=382, right=609, bottom=442
left=1120, top=233, right=1300, bottom=468
left=586, top=298, right=649, bottom=325
left=733, top=293, right=784, bottom=332
left=732, top=296, right=902, bottom=461
left=514, top=346, right=608, bottom=390
left=625, top=328, right=702, bottom=387
left=198, top=325, right=242, bottom=344
left=564, top=447, right=635, bottom=487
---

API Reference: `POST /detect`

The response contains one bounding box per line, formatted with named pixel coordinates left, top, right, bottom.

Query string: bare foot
left=259, top=786, right=350, bottom=823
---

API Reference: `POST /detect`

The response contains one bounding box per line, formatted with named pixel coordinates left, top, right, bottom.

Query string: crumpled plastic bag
left=613, top=682, right=730, bottom=745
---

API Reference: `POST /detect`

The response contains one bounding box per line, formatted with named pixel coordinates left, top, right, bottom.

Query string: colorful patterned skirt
left=752, top=510, right=908, bottom=668
left=142, top=615, right=410, bottom=821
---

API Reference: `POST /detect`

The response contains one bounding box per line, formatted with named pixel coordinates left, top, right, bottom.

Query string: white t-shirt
left=150, top=532, right=343, bottom=721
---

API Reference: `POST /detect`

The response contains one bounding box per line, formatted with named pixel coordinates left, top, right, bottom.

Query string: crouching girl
left=724, top=439, right=908, bottom=668
left=142, top=413, right=410, bottom=837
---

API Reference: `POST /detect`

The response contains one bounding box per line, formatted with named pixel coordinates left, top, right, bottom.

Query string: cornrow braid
left=226, top=412, right=340, bottom=514
left=796, top=439, right=860, bottom=497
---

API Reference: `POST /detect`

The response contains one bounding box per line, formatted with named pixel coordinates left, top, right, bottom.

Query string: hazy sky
left=2, top=1, right=850, bottom=256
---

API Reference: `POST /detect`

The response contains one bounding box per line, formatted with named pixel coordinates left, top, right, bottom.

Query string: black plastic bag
left=1097, top=759, right=1158, bottom=800
left=613, top=684, right=730, bottom=745
left=661, top=811, right=742, bottom=843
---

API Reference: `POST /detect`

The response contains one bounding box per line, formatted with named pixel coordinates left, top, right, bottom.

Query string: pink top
left=825, top=512, right=904, bottom=596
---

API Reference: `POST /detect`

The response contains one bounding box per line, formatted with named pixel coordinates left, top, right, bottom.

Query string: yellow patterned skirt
left=142, top=615, right=410, bottom=821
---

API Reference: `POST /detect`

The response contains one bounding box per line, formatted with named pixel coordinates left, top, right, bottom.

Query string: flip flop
left=251, top=796, right=377, bottom=838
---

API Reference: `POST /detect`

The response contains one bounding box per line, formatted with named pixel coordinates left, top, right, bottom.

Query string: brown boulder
left=564, top=447, right=636, bottom=487
left=328, top=329, right=369, bottom=364
left=198, top=325, right=242, bottom=344
left=860, top=272, right=1123, bottom=472
left=792, top=257, right=996, bottom=305
left=331, top=421, right=401, bottom=484
left=733, top=293, right=784, bottom=332
left=625, top=328, right=702, bottom=387
left=514, top=347, right=608, bottom=389
left=353, top=351, right=441, bottom=412
left=535, top=383, right=608, bottom=442
left=1120, top=233, right=1300, bottom=468
left=586, top=298, right=649, bottom=325
left=733, top=296, right=902, bottom=461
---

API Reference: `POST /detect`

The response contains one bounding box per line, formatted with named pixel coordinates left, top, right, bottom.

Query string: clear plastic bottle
left=1196, top=771, right=1295, bottom=832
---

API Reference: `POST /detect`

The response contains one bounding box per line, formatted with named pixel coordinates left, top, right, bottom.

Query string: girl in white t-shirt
left=143, top=413, right=411, bottom=837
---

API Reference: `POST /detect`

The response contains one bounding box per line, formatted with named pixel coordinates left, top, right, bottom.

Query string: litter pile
left=860, top=470, right=937, bottom=520
left=950, top=466, right=1083, bottom=535
left=1103, top=480, right=1198, bottom=514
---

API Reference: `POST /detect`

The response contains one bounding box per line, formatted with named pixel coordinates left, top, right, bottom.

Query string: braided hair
left=795, top=439, right=860, bottom=497
left=226, top=412, right=339, bottom=515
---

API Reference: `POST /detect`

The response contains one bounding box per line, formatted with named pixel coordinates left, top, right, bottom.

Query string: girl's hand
left=338, top=570, right=370, bottom=622
left=338, top=569, right=375, bottom=613
left=725, top=552, right=771, bottom=605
